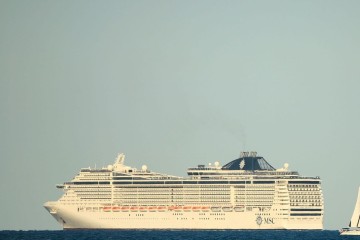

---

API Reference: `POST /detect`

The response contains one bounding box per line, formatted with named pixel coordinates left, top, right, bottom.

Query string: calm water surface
left=0, top=230, right=357, bottom=240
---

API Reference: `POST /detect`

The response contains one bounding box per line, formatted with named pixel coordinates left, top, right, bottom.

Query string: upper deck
left=187, top=151, right=301, bottom=179
left=60, top=152, right=320, bottom=188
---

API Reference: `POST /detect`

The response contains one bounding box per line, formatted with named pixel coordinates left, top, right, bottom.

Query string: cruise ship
left=44, top=152, right=324, bottom=230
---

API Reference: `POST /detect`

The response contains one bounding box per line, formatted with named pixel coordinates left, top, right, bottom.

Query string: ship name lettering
left=264, top=218, right=274, bottom=224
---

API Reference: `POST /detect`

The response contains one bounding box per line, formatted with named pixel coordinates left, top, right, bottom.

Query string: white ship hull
left=340, top=229, right=360, bottom=236
left=45, top=202, right=322, bottom=230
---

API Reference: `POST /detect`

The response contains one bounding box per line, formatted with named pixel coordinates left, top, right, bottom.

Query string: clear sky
left=1, top=0, right=359, bottom=230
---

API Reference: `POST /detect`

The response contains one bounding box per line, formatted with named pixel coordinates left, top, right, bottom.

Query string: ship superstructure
left=44, top=152, right=324, bottom=229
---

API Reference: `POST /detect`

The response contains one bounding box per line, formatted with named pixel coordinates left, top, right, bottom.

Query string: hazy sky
left=1, top=0, right=360, bottom=230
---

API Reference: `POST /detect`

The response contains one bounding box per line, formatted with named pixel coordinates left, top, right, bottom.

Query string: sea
left=0, top=230, right=358, bottom=240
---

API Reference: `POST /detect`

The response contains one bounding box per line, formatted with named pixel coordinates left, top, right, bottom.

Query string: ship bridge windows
left=70, top=181, right=110, bottom=185
left=165, top=181, right=182, bottom=184
left=113, top=177, right=135, bottom=180
left=253, top=181, right=275, bottom=184
left=112, top=180, right=254, bottom=185
left=132, top=181, right=165, bottom=185
left=288, top=181, right=320, bottom=185
left=182, top=181, right=198, bottom=184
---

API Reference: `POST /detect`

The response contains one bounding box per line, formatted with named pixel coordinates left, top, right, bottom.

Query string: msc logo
left=256, top=216, right=262, bottom=226
left=256, top=216, right=275, bottom=226
left=239, top=160, right=245, bottom=169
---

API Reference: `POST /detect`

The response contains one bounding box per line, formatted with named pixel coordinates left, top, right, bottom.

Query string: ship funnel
left=240, top=151, right=257, bottom=157
left=240, top=152, right=250, bottom=157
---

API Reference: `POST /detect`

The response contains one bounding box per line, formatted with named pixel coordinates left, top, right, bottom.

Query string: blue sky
left=1, top=0, right=360, bottom=230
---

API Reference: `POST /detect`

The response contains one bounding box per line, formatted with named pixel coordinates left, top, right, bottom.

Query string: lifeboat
left=263, top=207, right=271, bottom=212
left=139, top=206, right=147, bottom=212
left=201, top=206, right=210, bottom=212
left=222, top=206, right=233, bottom=212
left=121, top=206, right=130, bottom=212
left=157, top=206, right=166, bottom=212
left=130, top=206, right=138, bottom=212
left=234, top=206, right=245, bottom=212
left=183, top=206, right=192, bottom=212
left=174, top=206, right=183, bottom=212
left=103, top=206, right=112, bottom=212
left=112, top=206, right=121, bottom=212
left=192, top=206, right=201, bottom=212
left=148, top=206, right=157, bottom=212
left=211, top=206, right=221, bottom=212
